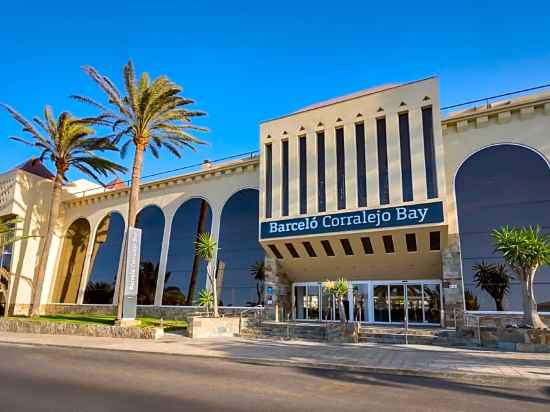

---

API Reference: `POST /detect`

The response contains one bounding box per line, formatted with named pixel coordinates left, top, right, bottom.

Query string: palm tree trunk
left=116, top=142, right=145, bottom=321
left=338, top=296, right=346, bottom=324
left=209, top=266, right=219, bottom=317
left=30, top=173, right=63, bottom=317
left=495, top=298, right=504, bottom=312
left=185, top=199, right=208, bottom=305
left=523, top=267, right=547, bottom=329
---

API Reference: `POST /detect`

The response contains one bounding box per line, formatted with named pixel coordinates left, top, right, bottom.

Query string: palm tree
left=195, top=233, right=219, bottom=317
left=249, top=261, right=265, bottom=306
left=2, top=105, right=126, bottom=317
left=492, top=226, right=550, bottom=329
left=323, top=279, right=350, bottom=324
left=472, top=261, right=511, bottom=311
left=72, top=60, right=207, bottom=319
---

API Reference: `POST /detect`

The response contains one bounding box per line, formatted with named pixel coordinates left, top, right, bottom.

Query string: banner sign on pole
left=123, top=227, right=142, bottom=320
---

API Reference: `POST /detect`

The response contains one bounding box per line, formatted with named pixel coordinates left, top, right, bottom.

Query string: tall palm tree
left=472, top=261, right=511, bottom=311
left=72, top=60, right=207, bottom=319
left=2, top=105, right=126, bottom=317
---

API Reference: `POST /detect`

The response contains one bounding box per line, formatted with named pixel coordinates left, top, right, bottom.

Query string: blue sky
left=1, top=0, right=549, bottom=182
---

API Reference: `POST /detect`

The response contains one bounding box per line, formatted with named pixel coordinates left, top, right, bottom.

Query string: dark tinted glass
left=302, top=241, right=316, bottom=257
left=282, top=140, right=289, bottom=216
left=218, top=189, right=264, bottom=307
left=456, top=145, right=550, bottom=311
left=422, top=106, right=438, bottom=198
left=265, top=144, right=273, bottom=218
left=355, top=122, right=367, bottom=207
left=382, top=235, right=395, bottom=253
left=299, top=136, right=307, bottom=214
left=164, top=198, right=212, bottom=305
left=399, top=112, right=413, bottom=202
left=84, top=213, right=125, bottom=304
left=336, top=128, right=346, bottom=210
left=405, top=233, right=417, bottom=252
left=52, top=218, right=91, bottom=303
left=429, top=231, right=440, bottom=251
left=377, top=118, right=389, bottom=205
left=340, top=239, right=354, bottom=255
left=317, top=131, right=326, bottom=212
left=361, top=237, right=374, bottom=254
left=136, top=206, right=165, bottom=305
left=321, top=240, right=335, bottom=256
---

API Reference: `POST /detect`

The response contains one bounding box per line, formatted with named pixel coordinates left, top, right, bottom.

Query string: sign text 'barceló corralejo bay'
left=260, top=201, right=444, bottom=239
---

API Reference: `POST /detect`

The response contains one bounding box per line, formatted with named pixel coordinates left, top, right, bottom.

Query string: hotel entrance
left=294, top=280, right=442, bottom=326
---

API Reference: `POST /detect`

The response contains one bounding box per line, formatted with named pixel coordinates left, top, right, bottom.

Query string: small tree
left=249, top=261, right=265, bottom=306
left=464, top=289, right=480, bottom=311
left=195, top=233, right=219, bottom=317
left=322, top=279, right=350, bottom=324
left=197, top=289, right=214, bottom=316
left=472, top=261, right=511, bottom=311
left=492, top=226, right=550, bottom=329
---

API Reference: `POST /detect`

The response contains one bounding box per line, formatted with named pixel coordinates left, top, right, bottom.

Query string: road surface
left=0, top=343, right=548, bottom=411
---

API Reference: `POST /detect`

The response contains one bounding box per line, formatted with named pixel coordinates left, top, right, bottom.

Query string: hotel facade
left=1, top=77, right=550, bottom=326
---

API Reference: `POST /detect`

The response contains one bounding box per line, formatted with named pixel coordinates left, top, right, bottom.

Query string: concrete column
left=306, top=131, right=318, bottom=215
left=263, top=256, right=291, bottom=321
left=206, top=205, right=222, bottom=294
left=344, top=123, right=357, bottom=210
left=288, top=134, right=300, bottom=216
left=386, top=113, right=403, bottom=204
left=365, top=118, right=379, bottom=207
left=153, top=211, right=174, bottom=306
left=409, top=108, right=428, bottom=201
left=324, top=127, right=337, bottom=211
left=441, top=233, right=464, bottom=328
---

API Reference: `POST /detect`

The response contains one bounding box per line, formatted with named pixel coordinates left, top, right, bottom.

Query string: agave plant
left=2, top=105, right=126, bottom=316
left=197, top=289, right=214, bottom=316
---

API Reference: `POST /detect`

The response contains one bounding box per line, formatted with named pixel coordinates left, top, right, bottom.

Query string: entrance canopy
left=261, top=225, right=447, bottom=282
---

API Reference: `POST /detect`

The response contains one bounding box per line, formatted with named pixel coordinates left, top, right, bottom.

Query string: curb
left=0, top=338, right=547, bottom=387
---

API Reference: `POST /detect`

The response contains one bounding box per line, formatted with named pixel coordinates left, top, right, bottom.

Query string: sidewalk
left=1, top=331, right=549, bottom=386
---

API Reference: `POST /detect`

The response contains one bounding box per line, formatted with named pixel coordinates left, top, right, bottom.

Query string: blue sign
left=260, top=201, right=444, bottom=239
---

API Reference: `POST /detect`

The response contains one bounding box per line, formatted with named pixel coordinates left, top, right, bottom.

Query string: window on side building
left=336, top=127, right=346, bottom=210
left=317, top=131, right=326, bottom=212
left=265, top=143, right=273, bottom=218
left=299, top=135, right=307, bottom=214
left=282, top=139, right=289, bottom=216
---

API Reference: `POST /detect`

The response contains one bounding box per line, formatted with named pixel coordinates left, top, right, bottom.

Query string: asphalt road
left=0, top=343, right=549, bottom=412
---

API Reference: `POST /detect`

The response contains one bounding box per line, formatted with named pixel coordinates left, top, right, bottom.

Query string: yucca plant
left=197, top=289, right=214, bottom=316
left=2, top=105, right=126, bottom=317
left=323, top=278, right=350, bottom=324
left=472, top=261, right=511, bottom=311
left=73, top=60, right=207, bottom=320
left=492, top=226, right=550, bottom=329
left=195, top=233, right=219, bottom=317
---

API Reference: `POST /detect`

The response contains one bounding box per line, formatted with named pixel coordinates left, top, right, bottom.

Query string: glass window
left=295, top=284, right=320, bottom=320
left=218, top=189, right=265, bottom=307
left=295, top=286, right=306, bottom=319
left=373, top=285, right=389, bottom=322
left=377, top=117, right=389, bottom=205
left=268, top=244, right=283, bottom=259
left=281, top=140, right=289, bottom=216
left=307, top=285, right=320, bottom=320
left=383, top=235, right=395, bottom=253
left=405, top=233, right=417, bottom=252
left=422, top=106, right=438, bottom=198
left=285, top=243, right=300, bottom=258
left=299, top=136, right=307, bottom=214
left=321, top=240, right=335, bottom=256
left=135, top=206, right=165, bottom=305
left=0, top=218, right=15, bottom=272
left=52, top=218, right=91, bottom=303
left=353, top=284, right=369, bottom=322
left=84, top=213, right=125, bottom=304
left=164, top=199, right=212, bottom=306
left=336, top=127, right=346, bottom=210
left=399, top=112, right=413, bottom=202
left=355, top=122, right=367, bottom=207
left=317, top=131, right=326, bottom=212
left=423, top=284, right=441, bottom=323
left=361, top=237, right=374, bottom=254
left=265, top=144, right=272, bottom=218
left=340, top=239, right=354, bottom=255
left=429, top=231, right=440, bottom=251
left=390, top=284, right=405, bottom=323
left=407, top=284, right=423, bottom=323
left=456, top=145, right=550, bottom=311
left=302, top=241, right=316, bottom=257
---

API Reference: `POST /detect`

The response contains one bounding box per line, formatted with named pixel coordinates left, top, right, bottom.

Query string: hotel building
left=1, top=77, right=549, bottom=326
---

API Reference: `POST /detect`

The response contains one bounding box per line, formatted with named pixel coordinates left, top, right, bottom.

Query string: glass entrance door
left=389, top=284, right=405, bottom=323
left=352, top=284, right=369, bottom=322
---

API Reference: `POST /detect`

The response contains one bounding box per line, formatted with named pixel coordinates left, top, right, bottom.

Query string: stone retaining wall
left=187, top=317, right=244, bottom=338
left=241, top=321, right=359, bottom=343
left=0, top=318, right=163, bottom=339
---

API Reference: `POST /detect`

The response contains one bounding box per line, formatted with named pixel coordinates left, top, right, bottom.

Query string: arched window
left=135, top=205, right=165, bottom=305
left=456, top=145, right=550, bottom=312
left=52, top=218, right=91, bottom=303
left=84, top=212, right=125, bottom=304
left=218, top=189, right=264, bottom=307
left=164, top=198, right=212, bottom=305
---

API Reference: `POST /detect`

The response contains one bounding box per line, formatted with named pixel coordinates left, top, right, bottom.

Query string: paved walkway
left=1, top=332, right=549, bottom=385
